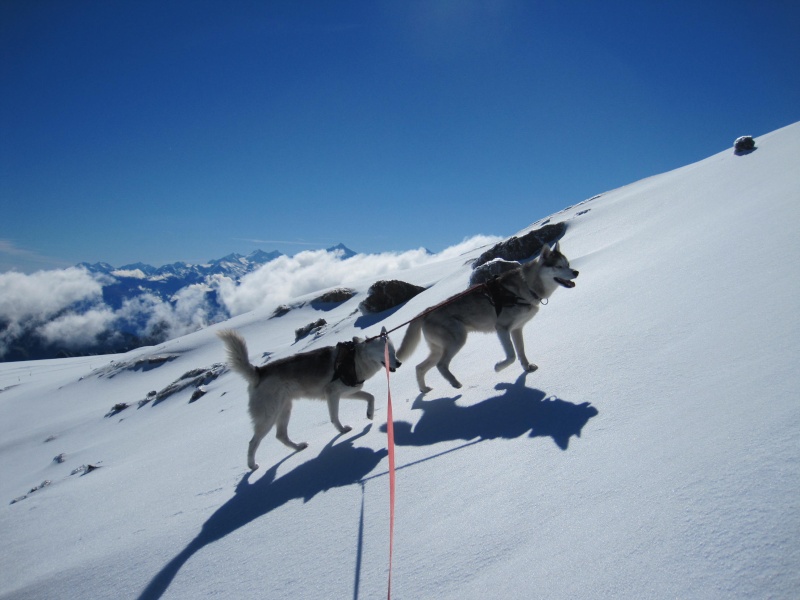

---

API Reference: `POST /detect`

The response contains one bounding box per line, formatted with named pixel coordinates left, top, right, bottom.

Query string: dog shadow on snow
left=138, top=377, right=598, bottom=599
left=382, top=374, right=599, bottom=451
left=137, top=427, right=386, bottom=600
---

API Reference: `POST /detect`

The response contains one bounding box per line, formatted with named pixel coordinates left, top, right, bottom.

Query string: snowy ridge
left=0, top=123, right=798, bottom=599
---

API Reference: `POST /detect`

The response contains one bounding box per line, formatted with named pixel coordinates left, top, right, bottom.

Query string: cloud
left=213, top=234, right=501, bottom=316
left=0, top=267, right=102, bottom=325
left=111, top=283, right=219, bottom=342
left=0, top=235, right=502, bottom=358
left=0, top=266, right=222, bottom=358
left=0, top=267, right=105, bottom=356
left=36, top=308, right=117, bottom=349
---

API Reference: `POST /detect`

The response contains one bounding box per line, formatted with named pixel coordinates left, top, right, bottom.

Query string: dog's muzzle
left=555, top=270, right=579, bottom=288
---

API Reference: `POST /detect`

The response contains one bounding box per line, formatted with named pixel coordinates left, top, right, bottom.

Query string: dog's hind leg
left=436, top=345, right=465, bottom=389
left=494, top=326, right=517, bottom=372
left=248, top=418, right=275, bottom=471
left=511, top=327, right=537, bottom=372
left=275, top=400, right=309, bottom=452
left=415, top=346, right=442, bottom=393
left=434, top=327, right=467, bottom=390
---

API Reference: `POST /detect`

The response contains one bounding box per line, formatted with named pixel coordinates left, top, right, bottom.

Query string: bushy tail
left=217, top=329, right=259, bottom=386
left=396, top=318, right=423, bottom=362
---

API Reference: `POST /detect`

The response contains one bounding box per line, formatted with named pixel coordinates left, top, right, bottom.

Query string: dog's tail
left=217, top=329, right=259, bottom=386
left=396, top=318, right=423, bottom=362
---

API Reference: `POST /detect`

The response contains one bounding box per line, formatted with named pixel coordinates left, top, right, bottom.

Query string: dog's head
left=359, top=327, right=401, bottom=372
left=539, top=242, right=579, bottom=290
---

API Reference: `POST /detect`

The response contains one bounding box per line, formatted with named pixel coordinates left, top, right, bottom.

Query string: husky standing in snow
left=396, top=243, right=579, bottom=393
left=218, top=328, right=400, bottom=471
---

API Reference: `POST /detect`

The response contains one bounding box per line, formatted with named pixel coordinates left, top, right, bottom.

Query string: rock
left=734, top=135, right=756, bottom=154
left=359, top=280, right=426, bottom=314
left=473, top=222, right=566, bottom=268
left=469, top=258, right=522, bottom=286
left=295, top=319, right=327, bottom=341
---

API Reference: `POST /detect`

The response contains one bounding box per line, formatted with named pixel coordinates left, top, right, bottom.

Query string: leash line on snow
left=370, top=275, right=542, bottom=596
left=382, top=337, right=396, bottom=600
left=372, top=281, right=518, bottom=598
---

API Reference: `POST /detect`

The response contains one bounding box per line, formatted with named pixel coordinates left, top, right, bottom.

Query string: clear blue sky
left=2, top=0, right=798, bottom=272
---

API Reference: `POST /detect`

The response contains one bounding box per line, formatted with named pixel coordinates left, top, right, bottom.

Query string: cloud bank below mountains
left=213, top=236, right=500, bottom=316
left=0, top=236, right=500, bottom=359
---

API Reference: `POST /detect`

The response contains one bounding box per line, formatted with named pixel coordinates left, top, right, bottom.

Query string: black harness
left=332, top=341, right=363, bottom=387
left=481, top=278, right=540, bottom=316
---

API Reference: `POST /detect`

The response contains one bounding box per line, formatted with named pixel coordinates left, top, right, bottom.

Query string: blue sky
left=1, top=0, right=798, bottom=272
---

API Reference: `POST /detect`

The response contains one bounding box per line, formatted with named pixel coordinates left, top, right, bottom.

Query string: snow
left=1, top=122, right=799, bottom=599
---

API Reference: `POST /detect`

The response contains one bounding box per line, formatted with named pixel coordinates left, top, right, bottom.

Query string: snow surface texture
left=1, top=122, right=799, bottom=599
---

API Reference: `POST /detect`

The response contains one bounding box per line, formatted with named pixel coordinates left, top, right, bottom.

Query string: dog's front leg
left=326, top=391, right=352, bottom=434
left=346, top=390, right=376, bottom=420
left=511, top=328, right=537, bottom=373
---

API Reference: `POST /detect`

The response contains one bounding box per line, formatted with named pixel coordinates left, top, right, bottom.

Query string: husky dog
left=218, top=328, right=400, bottom=471
left=397, top=243, right=578, bottom=393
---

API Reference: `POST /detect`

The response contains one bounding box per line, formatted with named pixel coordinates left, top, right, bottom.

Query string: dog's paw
left=297, top=442, right=309, bottom=451
left=340, top=425, right=353, bottom=434
left=249, top=462, right=260, bottom=471
left=494, top=360, right=512, bottom=372
left=419, top=385, right=432, bottom=394
left=524, top=363, right=539, bottom=373
left=367, top=408, right=375, bottom=420
left=451, top=381, right=462, bottom=389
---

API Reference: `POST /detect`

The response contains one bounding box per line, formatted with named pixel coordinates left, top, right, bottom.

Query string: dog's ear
left=552, top=241, right=561, bottom=254
left=380, top=326, right=387, bottom=336
left=539, top=244, right=551, bottom=260
left=352, top=336, right=363, bottom=343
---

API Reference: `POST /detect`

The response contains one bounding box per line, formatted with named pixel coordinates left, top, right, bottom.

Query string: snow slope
left=1, top=122, right=798, bottom=599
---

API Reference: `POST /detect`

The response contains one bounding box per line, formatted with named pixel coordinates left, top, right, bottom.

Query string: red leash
left=383, top=338, right=396, bottom=600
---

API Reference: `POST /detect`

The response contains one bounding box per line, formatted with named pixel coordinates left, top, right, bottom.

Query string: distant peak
left=327, top=243, right=357, bottom=259
left=247, top=249, right=284, bottom=262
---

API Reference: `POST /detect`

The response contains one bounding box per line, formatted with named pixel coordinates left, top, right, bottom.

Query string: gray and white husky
left=396, top=243, right=579, bottom=393
left=218, top=328, right=400, bottom=471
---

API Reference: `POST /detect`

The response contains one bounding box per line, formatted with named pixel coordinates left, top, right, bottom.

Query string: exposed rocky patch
left=92, top=354, right=178, bottom=379
left=295, top=319, right=327, bottom=341
left=10, top=480, right=51, bottom=504
left=270, top=304, right=295, bottom=318
left=311, top=288, right=356, bottom=309
left=105, top=402, right=130, bottom=418
left=359, top=280, right=426, bottom=314
left=469, top=258, right=525, bottom=286
left=152, top=364, right=226, bottom=405
left=472, top=222, right=566, bottom=268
